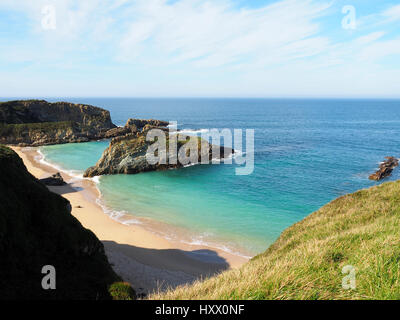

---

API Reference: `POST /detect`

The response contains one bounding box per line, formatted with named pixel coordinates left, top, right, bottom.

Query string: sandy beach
left=11, top=146, right=247, bottom=297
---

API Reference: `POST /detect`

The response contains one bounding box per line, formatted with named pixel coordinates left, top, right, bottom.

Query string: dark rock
left=0, top=146, right=133, bottom=300
left=104, top=118, right=168, bottom=139
left=369, top=156, right=399, bottom=181
left=84, top=130, right=234, bottom=177
left=40, top=172, right=67, bottom=186
left=125, top=118, right=169, bottom=130
left=66, top=202, right=72, bottom=214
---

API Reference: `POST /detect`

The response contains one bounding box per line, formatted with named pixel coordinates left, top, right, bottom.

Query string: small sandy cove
left=11, top=146, right=247, bottom=297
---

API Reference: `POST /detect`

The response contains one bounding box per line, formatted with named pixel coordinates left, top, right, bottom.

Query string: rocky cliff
left=84, top=126, right=234, bottom=177
left=0, top=145, right=135, bottom=300
left=0, top=100, right=117, bottom=146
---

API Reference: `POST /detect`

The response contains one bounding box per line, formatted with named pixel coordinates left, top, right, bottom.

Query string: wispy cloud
left=118, top=0, right=332, bottom=68
left=0, top=0, right=332, bottom=68
left=0, top=0, right=400, bottom=97
left=382, top=4, right=400, bottom=23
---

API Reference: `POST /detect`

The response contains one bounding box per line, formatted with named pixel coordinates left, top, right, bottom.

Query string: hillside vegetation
left=0, top=100, right=116, bottom=146
left=0, top=146, right=134, bottom=300
left=153, top=180, right=400, bottom=300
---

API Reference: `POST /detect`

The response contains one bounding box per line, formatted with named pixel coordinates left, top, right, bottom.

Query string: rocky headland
left=0, top=100, right=118, bottom=146
left=84, top=124, right=234, bottom=177
left=0, top=99, right=234, bottom=178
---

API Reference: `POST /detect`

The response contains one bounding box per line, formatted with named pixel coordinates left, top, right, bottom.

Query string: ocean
left=38, top=98, right=400, bottom=257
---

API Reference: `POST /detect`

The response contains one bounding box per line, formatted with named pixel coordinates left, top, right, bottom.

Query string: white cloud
left=358, top=38, right=400, bottom=62
left=355, top=31, right=386, bottom=45
left=118, top=0, right=332, bottom=68
left=382, top=4, right=400, bottom=23
left=1, top=0, right=400, bottom=97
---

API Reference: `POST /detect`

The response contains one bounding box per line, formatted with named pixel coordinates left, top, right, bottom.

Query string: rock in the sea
left=0, top=100, right=117, bottom=146
left=84, top=129, right=234, bottom=177
left=39, top=172, right=67, bottom=186
left=369, top=156, right=399, bottom=181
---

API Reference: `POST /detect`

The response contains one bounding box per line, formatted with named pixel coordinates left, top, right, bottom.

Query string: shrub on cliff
left=108, top=282, right=136, bottom=300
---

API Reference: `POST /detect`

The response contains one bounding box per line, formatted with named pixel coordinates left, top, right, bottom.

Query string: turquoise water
left=40, top=98, right=400, bottom=256
left=39, top=140, right=110, bottom=173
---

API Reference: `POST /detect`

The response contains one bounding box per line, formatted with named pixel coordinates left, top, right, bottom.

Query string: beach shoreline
left=11, top=146, right=248, bottom=297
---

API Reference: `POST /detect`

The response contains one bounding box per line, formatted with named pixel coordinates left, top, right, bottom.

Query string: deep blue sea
left=37, top=98, right=400, bottom=256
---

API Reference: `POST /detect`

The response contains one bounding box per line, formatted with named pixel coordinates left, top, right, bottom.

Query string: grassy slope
left=0, top=121, right=75, bottom=136
left=153, top=181, right=400, bottom=300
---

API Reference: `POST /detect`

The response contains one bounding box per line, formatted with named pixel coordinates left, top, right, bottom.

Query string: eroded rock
left=84, top=129, right=234, bottom=177
left=369, top=157, right=399, bottom=181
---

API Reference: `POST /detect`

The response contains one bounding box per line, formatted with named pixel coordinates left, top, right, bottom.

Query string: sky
left=0, top=0, right=400, bottom=98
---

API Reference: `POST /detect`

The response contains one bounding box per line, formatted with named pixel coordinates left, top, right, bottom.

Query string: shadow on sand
left=47, top=183, right=83, bottom=195
left=102, top=240, right=230, bottom=297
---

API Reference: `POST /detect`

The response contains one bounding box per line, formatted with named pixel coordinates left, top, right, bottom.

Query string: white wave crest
left=36, top=149, right=100, bottom=184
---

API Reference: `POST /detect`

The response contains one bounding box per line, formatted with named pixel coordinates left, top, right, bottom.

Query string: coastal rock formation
left=125, top=118, right=169, bottom=130
left=103, top=118, right=169, bottom=138
left=0, top=100, right=118, bottom=146
left=369, top=156, right=399, bottom=181
left=84, top=128, right=234, bottom=177
left=39, top=172, right=67, bottom=186
left=0, top=146, right=135, bottom=300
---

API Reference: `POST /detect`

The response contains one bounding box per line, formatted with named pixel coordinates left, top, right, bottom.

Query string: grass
left=0, top=121, right=75, bottom=136
left=109, top=282, right=137, bottom=300
left=152, top=181, right=400, bottom=300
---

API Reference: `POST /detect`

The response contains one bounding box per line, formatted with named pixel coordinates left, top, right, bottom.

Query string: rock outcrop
left=84, top=128, right=234, bottom=177
left=125, top=118, right=169, bottom=130
left=369, top=157, right=399, bottom=181
left=103, top=118, right=169, bottom=139
left=0, top=100, right=118, bottom=146
left=39, top=172, right=67, bottom=186
left=0, top=145, right=135, bottom=300
left=0, top=100, right=173, bottom=147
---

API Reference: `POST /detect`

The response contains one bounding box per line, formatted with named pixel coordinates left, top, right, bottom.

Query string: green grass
left=0, top=121, right=75, bottom=136
left=109, top=282, right=137, bottom=300
left=152, top=181, right=400, bottom=300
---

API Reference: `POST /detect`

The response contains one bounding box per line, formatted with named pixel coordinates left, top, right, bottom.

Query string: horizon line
left=2, top=96, right=400, bottom=101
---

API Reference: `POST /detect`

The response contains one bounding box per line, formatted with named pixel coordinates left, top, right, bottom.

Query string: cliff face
left=84, top=126, right=234, bottom=177
left=0, top=100, right=117, bottom=146
left=0, top=146, right=134, bottom=300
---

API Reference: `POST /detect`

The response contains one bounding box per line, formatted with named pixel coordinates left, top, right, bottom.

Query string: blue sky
left=0, top=0, right=400, bottom=98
